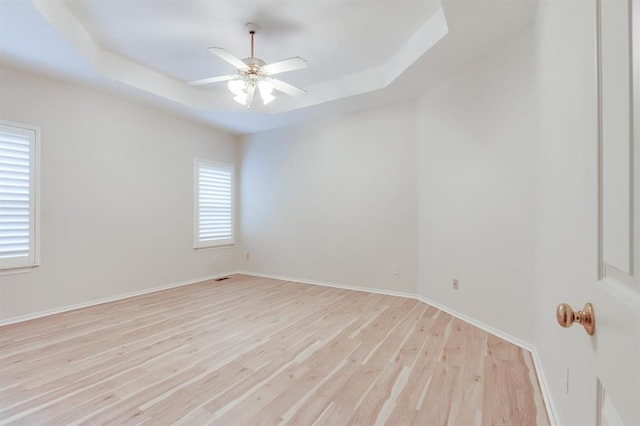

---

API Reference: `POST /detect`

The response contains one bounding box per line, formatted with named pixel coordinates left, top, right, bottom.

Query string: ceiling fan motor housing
left=240, top=57, right=267, bottom=87
left=242, top=57, right=266, bottom=73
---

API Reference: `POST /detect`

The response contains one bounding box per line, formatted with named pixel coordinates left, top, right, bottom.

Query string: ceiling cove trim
left=33, top=0, right=448, bottom=114
left=297, top=8, right=448, bottom=110
left=32, top=0, right=219, bottom=109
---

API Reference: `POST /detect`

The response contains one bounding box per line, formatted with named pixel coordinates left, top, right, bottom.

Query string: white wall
left=0, top=64, right=240, bottom=322
left=415, top=27, right=537, bottom=342
left=239, top=102, right=418, bottom=293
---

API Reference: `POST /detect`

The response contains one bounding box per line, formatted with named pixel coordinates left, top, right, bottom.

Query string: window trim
left=193, top=158, right=234, bottom=249
left=0, top=120, right=41, bottom=271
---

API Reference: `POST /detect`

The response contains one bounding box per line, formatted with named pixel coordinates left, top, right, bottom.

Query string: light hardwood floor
left=0, top=275, right=548, bottom=425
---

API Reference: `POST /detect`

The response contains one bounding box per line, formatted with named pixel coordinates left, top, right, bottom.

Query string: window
left=0, top=121, right=40, bottom=270
left=194, top=159, right=234, bottom=248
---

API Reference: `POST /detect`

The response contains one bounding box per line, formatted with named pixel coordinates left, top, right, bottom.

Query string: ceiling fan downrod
left=250, top=30, right=255, bottom=58
left=246, top=23, right=258, bottom=59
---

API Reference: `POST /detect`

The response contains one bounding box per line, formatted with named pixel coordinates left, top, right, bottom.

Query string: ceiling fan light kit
left=189, top=23, right=307, bottom=109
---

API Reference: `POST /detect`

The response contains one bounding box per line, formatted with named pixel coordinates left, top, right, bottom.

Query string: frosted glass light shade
left=228, top=79, right=245, bottom=96
left=258, top=79, right=273, bottom=95
left=258, top=80, right=275, bottom=105
left=228, top=76, right=277, bottom=107
left=260, top=91, right=275, bottom=105
left=233, top=93, right=248, bottom=105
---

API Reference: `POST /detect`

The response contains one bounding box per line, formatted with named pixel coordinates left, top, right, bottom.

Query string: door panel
left=598, top=382, right=626, bottom=426
left=593, top=0, right=640, bottom=424
left=599, top=0, right=632, bottom=274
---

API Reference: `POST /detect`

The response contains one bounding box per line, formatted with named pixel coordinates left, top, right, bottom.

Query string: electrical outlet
left=393, top=265, right=400, bottom=275
left=453, top=279, right=459, bottom=290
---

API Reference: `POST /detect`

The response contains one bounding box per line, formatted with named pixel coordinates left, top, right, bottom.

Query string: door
left=591, top=0, right=640, bottom=423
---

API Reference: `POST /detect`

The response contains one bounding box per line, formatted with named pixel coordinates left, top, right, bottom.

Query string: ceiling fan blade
left=262, top=57, right=308, bottom=75
left=188, top=74, right=236, bottom=86
left=207, top=47, right=248, bottom=71
left=246, top=85, right=256, bottom=107
left=272, top=79, right=307, bottom=98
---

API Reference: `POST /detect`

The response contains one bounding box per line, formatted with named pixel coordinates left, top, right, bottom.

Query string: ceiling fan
left=189, top=23, right=308, bottom=108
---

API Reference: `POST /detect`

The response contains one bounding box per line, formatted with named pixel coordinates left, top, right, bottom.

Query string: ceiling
left=0, top=0, right=538, bottom=134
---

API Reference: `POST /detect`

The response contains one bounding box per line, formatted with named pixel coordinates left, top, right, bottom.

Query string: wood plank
left=0, top=274, right=549, bottom=425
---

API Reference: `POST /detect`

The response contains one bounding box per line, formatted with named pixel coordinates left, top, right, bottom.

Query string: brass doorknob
left=556, top=302, right=595, bottom=335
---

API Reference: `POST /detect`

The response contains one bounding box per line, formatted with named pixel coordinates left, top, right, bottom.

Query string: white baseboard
left=530, top=348, right=559, bottom=426
left=0, top=272, right=237, bottom=327
left=414, top=294, right=534, bottom=351
left=242, top=271, right=418, bottom=300
left=238, top=270, right=556, bottom=426
left=242, top=270, right=531, bottom=349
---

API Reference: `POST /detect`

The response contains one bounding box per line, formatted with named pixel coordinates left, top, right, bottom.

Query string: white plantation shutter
left=195, top=160, right=234, bottom=248
left=0, top=122, right=39, bottom=270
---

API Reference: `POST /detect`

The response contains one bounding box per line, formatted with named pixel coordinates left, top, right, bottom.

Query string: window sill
left=193, top=243, right=235, bottom=252
left=0, top=264, right=39, bottom=276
